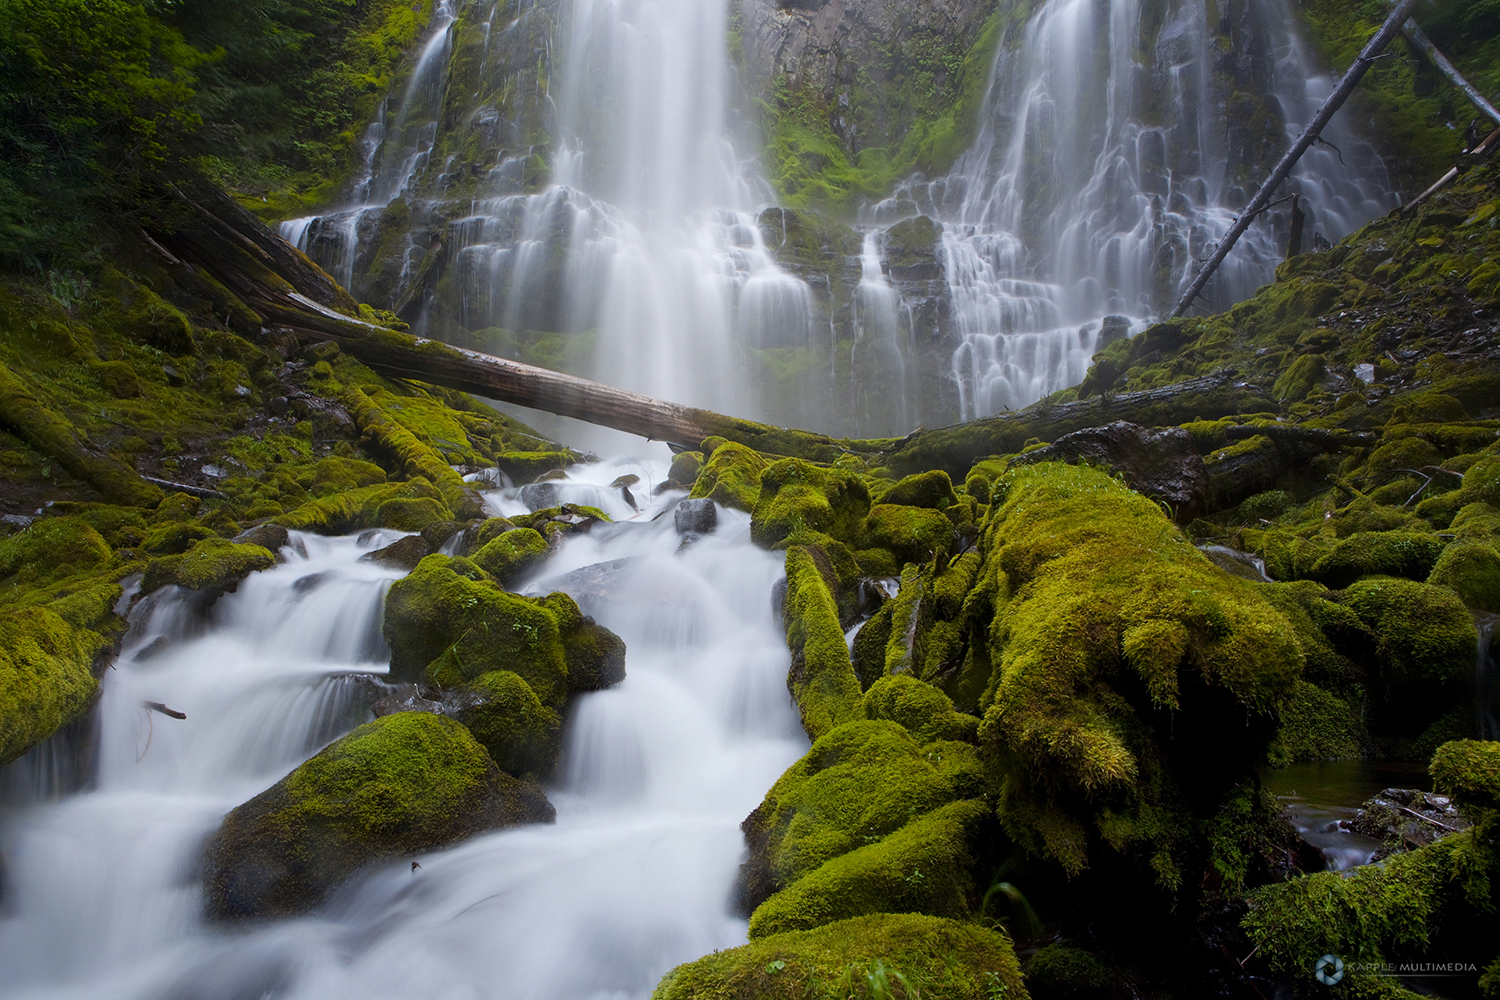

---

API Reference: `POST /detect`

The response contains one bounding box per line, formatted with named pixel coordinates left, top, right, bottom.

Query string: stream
left=0, top=460, right=808, bottom=1000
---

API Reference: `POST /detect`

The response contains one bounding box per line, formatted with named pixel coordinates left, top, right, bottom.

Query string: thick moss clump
left=1265, top=680, right=1365, bottom=767
left=454, top=670, right=562, bottom=781
left=0, top=516, right=111, bottom=585
left=975, top=463, right=1302, bottom=882
left=383, top=555, right=624, bottom=704
left=782, top=546, right=862, bottom=739
left=1430, top=740, right=1500, bottom=813
left=470, top=526, right=548, bottom=586
left=751, top=458, right=870, bottom=549
left=652, top=913, right=1028, bottom=1000
left=1024, top=944, right=1115, bottom=1000
left=275, top=479, right=452, bottom=534
left=0, top=605, right=110, bottom=766
left=861, top=675, right=977, bottom=745
left=747, top=799, right=988, bottom=938
left=862, top=504, right=956, bottom=564
left=342, top=386, right=484, bottom=520
left=875, top=470, right=958, bottom=510
left=738, top=719, right=982, bottom=911
left=142, top=537, right=275, bottom=595
left=1307, top=530, right=1446, bottom=589
left=1341, top=577, right=1477, bottom=688
left=689, top=441, right=768, bottom=512
left=1428, top=540, right=1500, bottom=612
left=203, top=712, right=554, bottom=919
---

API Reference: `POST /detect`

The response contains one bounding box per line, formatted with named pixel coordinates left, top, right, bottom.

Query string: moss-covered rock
left=751, top=459, right=870, bottom=549
left=1266, top=680, right=1365, bottom=767
left=453, top=670, right=562, bottom=782
left=1428, top=540, right=1500, bottom=612
left=861, top=675, right=977, bottom=745
left=203, top=712, right=554, bottom=919
left=1341, top=576, right=1477, bottom=688
left=0, top=604, right=110, bottom=766
left=1308, top=530, right=1446, bottom=589
left=861, top=504, right=956, bottom=565
left=1024, top=944, right=1115, bottom=1000
left=274, top=479, right=451, bottom=534
left=876, top=470, right=958, bottom=510
left=0, top=516, right=112, bottom=586
left=738, top=718, right=982, bottom=913
left=374, top=495, right=451, bottom=531
left=342, top=385, right=484, bottom=520
left=782, top=546, right=862, bottom=740
left=142, top=537, right=276, bottom=595
left=1430, top=740, right=1500, bottom=814
left=747, top=799, right=988, bottom=938
left=975, top=463, right=1302, bottom=882
left=689, top=442, right=767, bottom=512
left=652, top=913, right=1028, bottom=1000
left=470, top=527, right=548, bottom=586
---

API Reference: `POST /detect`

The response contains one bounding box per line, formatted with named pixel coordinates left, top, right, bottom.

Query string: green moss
left=0, top=516, right=111, bottom=587
left=976, top=463, right=1302, bottom=880
left=274, top=479, right=448, bottom=534
left=751, top=459, right=870, bottom=549
left=1308, top=530, right=1446, bottom=589
left=741, top=719, right=980, bottom=911
left=374, top=495, right=451, bottom=531
left=1341, top=576, right=1477, bottom=688
left=1428, top=540, right=1500, bottom=612
left=1272, top=354, right=1324, bottom=403
left=783, top=546, right=862, bottom=740
left=1430, top=740, right=1500, bottom=815
left=747, top=799, right=988, bottom=938
left=204, top=712, right=553, bottom=919
left=303, top=456, right=386, bottom=495
left=876, top=470, right=958, bottom=510
left=342, top=385, right=483, bottom=520
left=142, top=520, right=218, bottom=555
left=1238, top=490, right=1291, bottom=523
left=862, top=505, right=956, bottom=565
left=1023, top=945, right=1113, bottom=1000
left=690, top=441, right=767, bottom=512
left=0, top=605, right=108, bottom=765
left=383, top=554, right=570, bottom=704
left=1266, top=680, right=1365, bottom=767
left=861, top=675, right=977, bottom=745
left=470, top=527, right=549, bottom=587
left=667, top=450, right=703, bottom=485
left=652, top=913, right=1027, bottom=1000
left=142, top=537, right=275, bottom=594
left=456, top=670, right=562, bottom=782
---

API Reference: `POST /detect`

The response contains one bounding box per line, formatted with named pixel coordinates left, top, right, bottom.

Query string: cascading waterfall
left=0, top=469, right=806, bottom=1000
left=872, top=0, right=1396, bottom=419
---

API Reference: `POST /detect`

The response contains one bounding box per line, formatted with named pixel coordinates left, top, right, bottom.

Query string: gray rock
left=360, top=534, right=431, bottom=571
left=1010, top=421, right=1209, bottom=523
left=232, top=524, right=291, bottom=556
left=519, top=483, right=560, bottom=512
left=675, top=498, right=718, bottom=535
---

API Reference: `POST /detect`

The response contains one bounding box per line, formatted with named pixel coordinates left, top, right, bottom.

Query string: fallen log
left=1170, top=0, right=1423, bottom=319
left=1399, top=16, right=1500, bottom=126
left=1402, top=125, right=1500, bottom=217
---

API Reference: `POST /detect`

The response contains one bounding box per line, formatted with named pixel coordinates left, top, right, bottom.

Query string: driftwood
left=1171, top=0, right=1423, bottom=319
left=1402, top=126, right=1500, bottom=217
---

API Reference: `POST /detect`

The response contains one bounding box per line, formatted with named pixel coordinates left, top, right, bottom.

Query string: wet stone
left=674, top=498, right=717, bottom=535
left=360, top=534, right=430, bottom=570
left=519, top=483, right=560, bottom=512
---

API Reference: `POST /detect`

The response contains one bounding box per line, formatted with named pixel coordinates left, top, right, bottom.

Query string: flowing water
left=872, top=0, right=1396, bottom=419
left=1263, top=760, right=1432, bottom=871
left=0, top=465, right=807, bottom=1000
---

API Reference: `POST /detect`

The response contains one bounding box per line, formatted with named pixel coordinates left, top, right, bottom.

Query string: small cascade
left=0, top=465, right=806, bottom=1000
left=850, top=232, right=911, bottom=435
left=1477, top=612, right=1499, bottom=741
left=872, top=0, right=1395, bottom=419
left=279, top=1, right=458, bottom=289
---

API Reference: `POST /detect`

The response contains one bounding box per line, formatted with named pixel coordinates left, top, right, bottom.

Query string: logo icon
left=1315, top=954, right=1345, bottom=985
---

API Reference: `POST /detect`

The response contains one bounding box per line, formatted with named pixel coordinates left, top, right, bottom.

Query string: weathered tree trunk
left=1400, top=18, right=1500, bottom=126
left=1170, top=0, right=1423, bottom=319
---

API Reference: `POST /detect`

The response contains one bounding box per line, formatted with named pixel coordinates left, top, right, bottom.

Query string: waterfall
left=872, top=0, right=1396, bottom=419
left=1478, top=612, right=1499, bottom=742
left=0, top=468, right=807, bottom=999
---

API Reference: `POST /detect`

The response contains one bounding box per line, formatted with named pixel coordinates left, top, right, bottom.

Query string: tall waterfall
left=0, top=469, right=807, bottom=999
left=874, top=0, right=1396, bottom=419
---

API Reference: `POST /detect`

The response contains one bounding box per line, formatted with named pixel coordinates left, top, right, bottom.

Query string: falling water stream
left=0, top=463, right=807, bottom=1000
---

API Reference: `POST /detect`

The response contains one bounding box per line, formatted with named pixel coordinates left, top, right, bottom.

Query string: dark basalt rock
left=360, top=534, right=431, bottom=570
left=674, top=497, right=717, bottom=535
left=231, top=523, right=290, bottom=555
left=1011, top=420, right=1209, bottom=522
left=518, top=483, right=559, bottom=511
left=1345, top=787, right=1468, bottom=860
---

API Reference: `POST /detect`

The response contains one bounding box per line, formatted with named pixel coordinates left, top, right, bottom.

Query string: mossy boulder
left=689, top=442, right=767, bottom=512
left=1266, top=680, right=1365, bottom=767
left=203, top=712, right=554, bottom=919
left=453, top=670, right=562, bottom=781
left=142, top=537, right=276, bottom=595
left=861, top=675, right=978, bottom=745
left=751, top=458, right=870, bottom=548
left=0, top=516, right=111, bottom=586
left=470, top=527, right=548, bottom=586
left=383, top=555, right=624, bottom=704
left=375, top=495, right=451, bottom=531
left=861, top=504, right=956, bottom=564
left=782, top=546, right=862, bottom=740
left=738, top=719, right=982, bottom=912
left=875, top=470, right=957, bottom=510
left=975, top=463, right=1303, bottom=881
left=1430, top=740, right=1500, bottom=814
left=1341, top=576, right=1476, bottom=688
left=275, top=479, right=451, bottom=534
left=1308, top=530, right=1446, bottom=589
left=747, top=799, right=989, bottom=938
left=652, top=913, right=1028, bottom=1000
left=0, top=605, right=111, bottom=766
left=1427, top=540, right=1500, bottom=612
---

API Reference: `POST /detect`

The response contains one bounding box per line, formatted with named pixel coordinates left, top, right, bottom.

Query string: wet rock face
left=674, top=498, right=717, bottom=535
left=1345, top=787, right=1468, bottom=861
left=203, top=712, right=554, bottom=920
left=1011, top=421, right=1209, bottom=522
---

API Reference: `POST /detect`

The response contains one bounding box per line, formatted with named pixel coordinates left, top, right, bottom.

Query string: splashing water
left=0, top=468, right=806, bottom=1000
